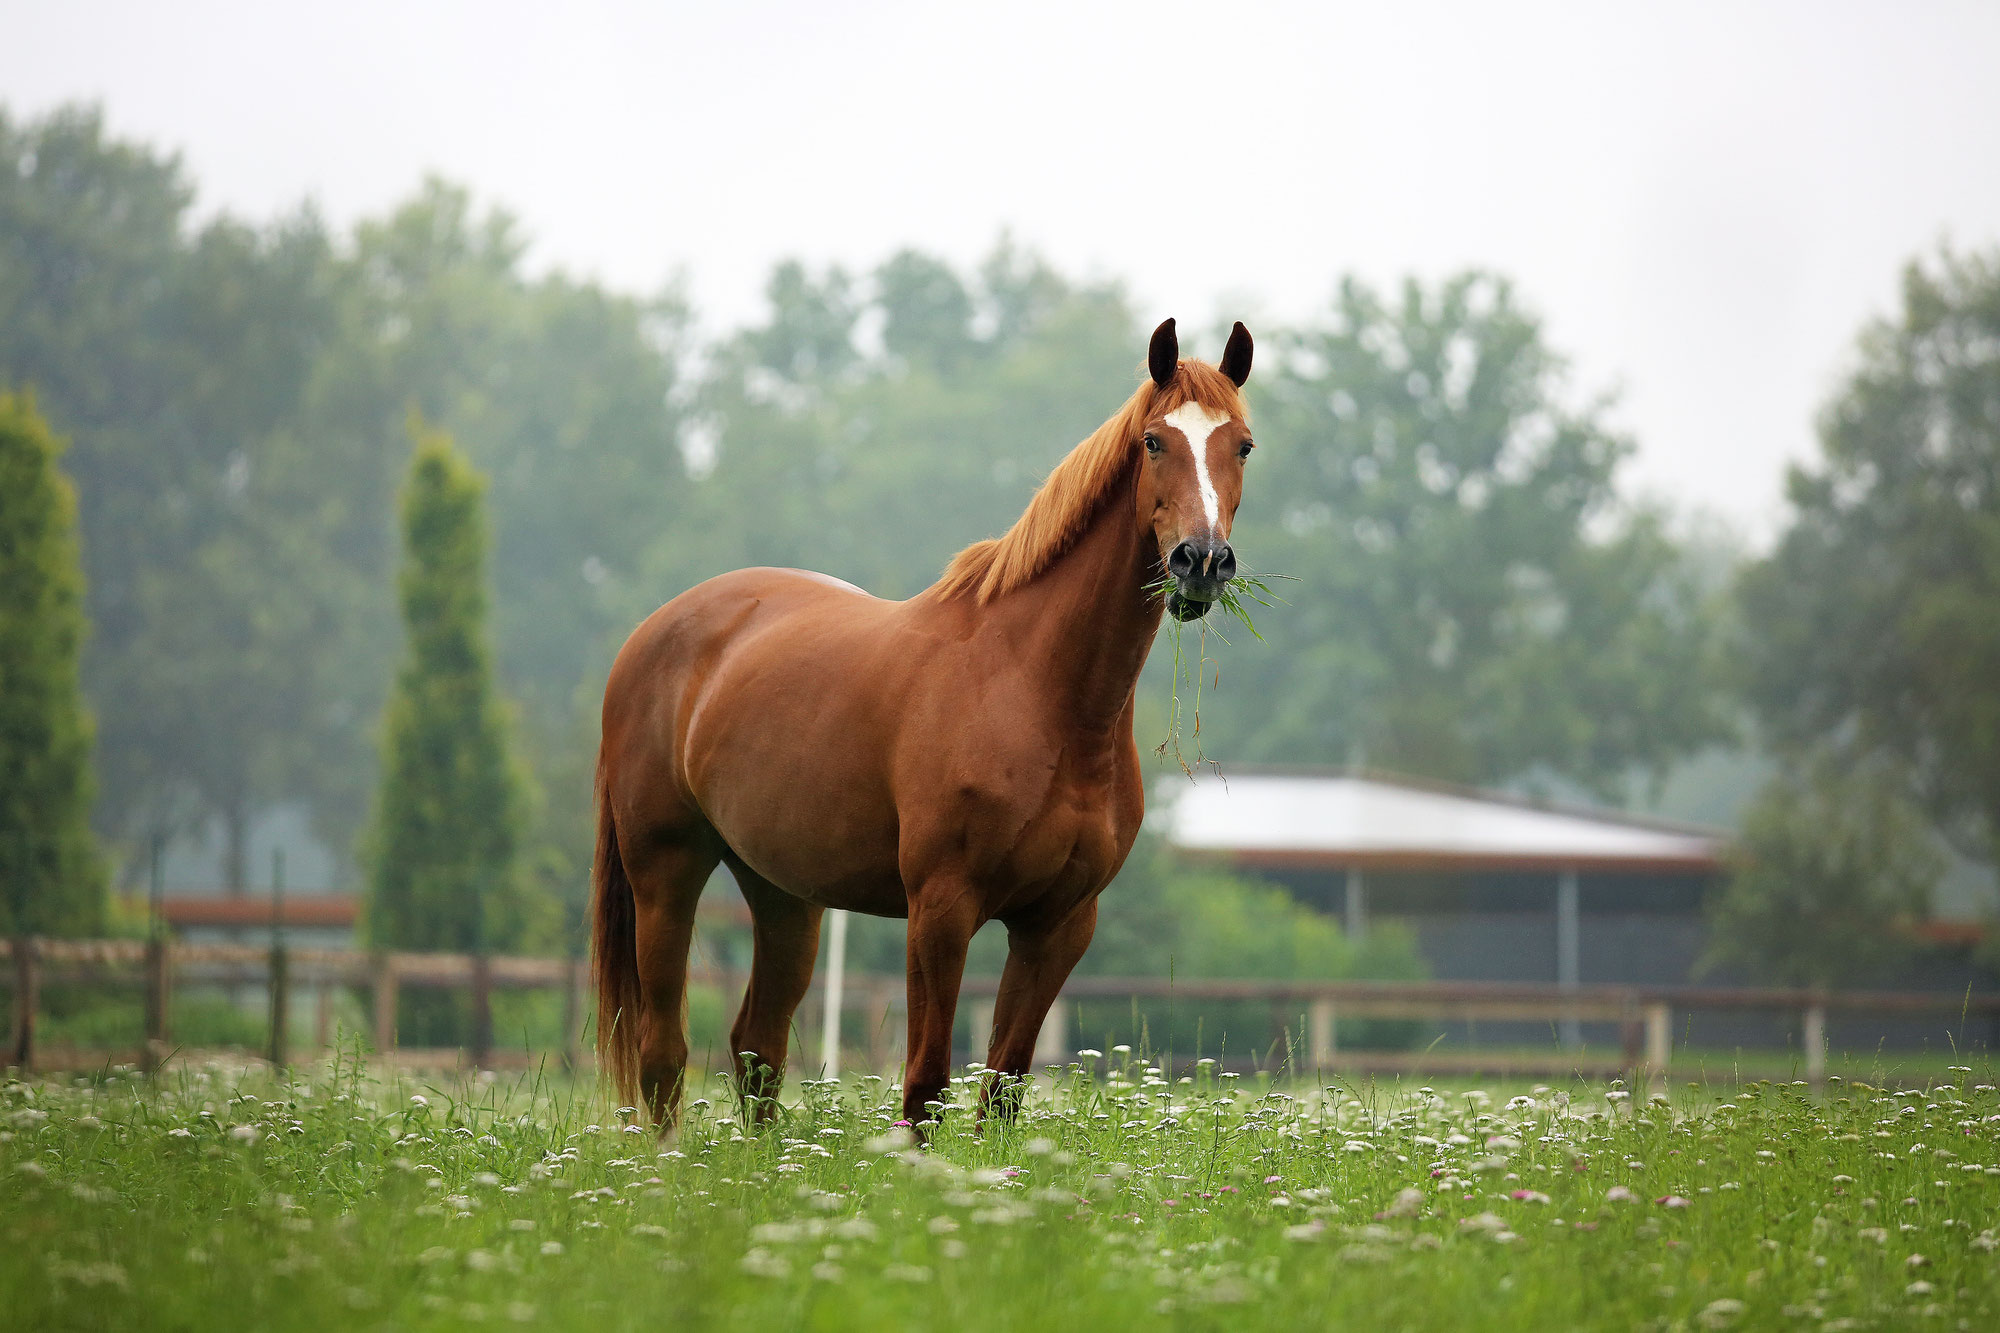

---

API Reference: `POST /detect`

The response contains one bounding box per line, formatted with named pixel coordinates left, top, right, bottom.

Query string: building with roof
left=1159, top=766, right=2000, bottom=1053
left=1160, top=767, right=1728, bottom=1014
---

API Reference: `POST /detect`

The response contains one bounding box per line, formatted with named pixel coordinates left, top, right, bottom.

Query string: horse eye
left=1239, top=441, right=1255, bottom=459
left=1143, top=434, right=1161, bottom=455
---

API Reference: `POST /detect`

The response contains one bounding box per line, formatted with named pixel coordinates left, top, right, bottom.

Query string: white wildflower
left=1696, top=1298, right=1745, bottom=1328
left=739, top=1248, right=790, bottom=1279
left=1381, top=1188, right=1424, bottom=1218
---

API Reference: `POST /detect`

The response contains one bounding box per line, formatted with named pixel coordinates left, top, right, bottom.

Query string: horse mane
left=932, top=359, right=1247, bottom=603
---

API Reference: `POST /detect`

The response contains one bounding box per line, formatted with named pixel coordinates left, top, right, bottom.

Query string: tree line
left=2, top=104, right=1997, bottom=987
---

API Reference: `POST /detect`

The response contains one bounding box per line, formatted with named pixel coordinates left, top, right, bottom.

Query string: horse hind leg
left=625, top=836, right=722, bottom=1131
left=725, top=858, right=824, bottom=1125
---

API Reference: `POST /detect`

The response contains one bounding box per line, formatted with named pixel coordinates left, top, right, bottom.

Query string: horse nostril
left=1214, top=544, right=1237, bottom=582
left=1166, top=540, right=1198, bottom=579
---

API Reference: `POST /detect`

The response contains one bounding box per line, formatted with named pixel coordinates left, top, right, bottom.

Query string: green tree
left=876, top=249, right=976, bottom=376
left=106, top=218, right=351, bottom=892
left=3, top=125, right=690, bottom=900
left=671, top=243, right=1141, bottom=603
left=1740, top=246, right=2000, bottom=869
left=1228, top=273, right=1731, bottom=794
left=1702, top=757, right=1942, bottom=987
left=979, top=235, right=1068, bottom=351
left=741, top=260, right=860, bottom=387
left=0, top=105, right=352, bottom=883
left=305, top=180, right=692, bottom=921
left=0, top=393, right=101, bottom=934
left=367, top=425, right=538, bottom=984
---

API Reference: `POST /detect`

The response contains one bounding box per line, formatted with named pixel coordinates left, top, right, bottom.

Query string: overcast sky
left=7, top=0, right=1999, bottom=539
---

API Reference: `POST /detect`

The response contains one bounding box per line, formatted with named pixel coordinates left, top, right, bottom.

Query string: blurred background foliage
left=3, top=104, right=1999, bottom=989
left=0, top=391, right=100, bottom=935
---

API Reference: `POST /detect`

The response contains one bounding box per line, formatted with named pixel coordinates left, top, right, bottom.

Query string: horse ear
left=1148, top=318, right=1179, bottom=387
left=1220, top=321, right=1253, bottom=387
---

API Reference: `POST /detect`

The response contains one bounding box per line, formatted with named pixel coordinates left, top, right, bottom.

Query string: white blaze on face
left=1161, top=401, right=1230, bottom=534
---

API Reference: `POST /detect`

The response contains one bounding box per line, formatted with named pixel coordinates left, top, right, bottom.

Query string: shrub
left=0, top=392, right=101, bottom=936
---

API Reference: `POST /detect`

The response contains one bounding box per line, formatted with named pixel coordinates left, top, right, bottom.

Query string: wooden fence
left=5, top=936, right=1997, bottom=1083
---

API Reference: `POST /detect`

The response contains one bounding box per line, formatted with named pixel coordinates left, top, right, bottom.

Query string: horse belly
left=710, top=773, right=906, bottom=916
left=679, top=596, right=911, bottom=914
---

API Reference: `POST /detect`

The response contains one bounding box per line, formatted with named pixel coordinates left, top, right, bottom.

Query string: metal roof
left=1161, top=768, right=1726, bottom=873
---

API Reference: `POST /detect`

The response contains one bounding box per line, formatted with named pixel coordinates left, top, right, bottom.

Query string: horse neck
left=984, top=480, right=1164, bottom=739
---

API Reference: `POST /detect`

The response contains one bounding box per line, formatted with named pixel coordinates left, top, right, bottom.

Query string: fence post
left=1308, top=997, right=1338, bottom=1069
left=144, top=936, right=170, bottom=1072
left=9, top=936, right=36, bottom=1071
left=267, top=943, right=289, bottom=1068
left=1803, top=1001, right=1827, bottom=1088
left=470, top=951, right=493, bottom=1070
left=372, top=953, right=398, bottom=1059
left=267, top=848, right=288, bottom=1069
left=1643, top=1002, right=1671, bottom=1090
left=142, top=834, right=168, bottom=1073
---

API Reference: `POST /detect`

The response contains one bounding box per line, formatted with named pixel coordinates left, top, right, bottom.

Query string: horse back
left=602, top=566, right=1143, bottom=920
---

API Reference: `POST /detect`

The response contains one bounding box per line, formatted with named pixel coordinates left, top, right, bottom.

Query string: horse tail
left=591, top=760, right=642, bottom=1108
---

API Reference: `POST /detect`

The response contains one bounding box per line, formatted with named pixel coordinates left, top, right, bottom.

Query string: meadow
left=5, top=1048, right=1999, bottom=1332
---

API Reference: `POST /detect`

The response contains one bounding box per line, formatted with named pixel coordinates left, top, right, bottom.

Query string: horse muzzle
left=1166, top=537, right=1236, bottom=620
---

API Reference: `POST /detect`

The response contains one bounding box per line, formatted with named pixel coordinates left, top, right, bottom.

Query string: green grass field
left=5, top=1049, right=1999, bottom=1331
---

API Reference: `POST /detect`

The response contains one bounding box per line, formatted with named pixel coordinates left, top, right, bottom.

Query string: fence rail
left=4, top=936, right=1996, bottom=1082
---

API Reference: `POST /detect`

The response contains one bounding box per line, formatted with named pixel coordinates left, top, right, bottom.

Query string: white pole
left=1803, top=1003, right=1827, bottom=1087
left=821, top=909, right=848, bottom=1081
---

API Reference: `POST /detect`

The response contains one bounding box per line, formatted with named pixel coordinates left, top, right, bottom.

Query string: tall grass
left=1152, top=570, right=1294, bottom=777
left=5, top=1049, right=1997, bottom=1330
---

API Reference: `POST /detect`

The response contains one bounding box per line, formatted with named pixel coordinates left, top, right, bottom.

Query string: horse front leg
left=982, top=899, right=1096, bottom=1123
left=901, top=885, right=980, bottom=1131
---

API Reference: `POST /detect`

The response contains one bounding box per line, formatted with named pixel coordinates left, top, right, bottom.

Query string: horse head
left=1137, top=317, right=1255, bottom=622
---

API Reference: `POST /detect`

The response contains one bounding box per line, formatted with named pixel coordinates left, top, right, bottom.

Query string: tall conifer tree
left=367, top=425, right=532, bottom=986
left=0, top=392, right=101, bottom=935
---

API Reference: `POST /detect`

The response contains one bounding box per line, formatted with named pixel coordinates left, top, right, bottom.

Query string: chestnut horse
left=593, top=317, right=1256, bottom=1129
